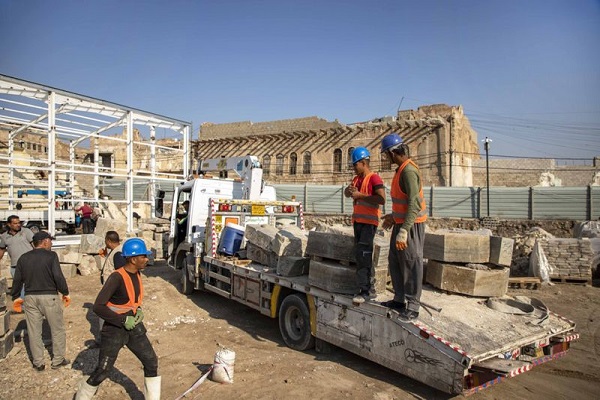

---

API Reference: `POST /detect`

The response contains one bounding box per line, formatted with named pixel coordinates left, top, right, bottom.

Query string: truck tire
left=180, top=267, right=194, bottom=295
left=26, top=223, right=40, bottom=233
left=279, top=294, right=315, bottom=351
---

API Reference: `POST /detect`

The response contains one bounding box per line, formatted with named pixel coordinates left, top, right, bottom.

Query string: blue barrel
left=218, top=223, right=245, bottom=256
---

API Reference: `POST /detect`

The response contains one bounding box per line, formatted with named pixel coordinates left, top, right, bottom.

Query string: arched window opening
left=303, top=152, right=311, bottom=174
left=276, top=153, right=285, bottom=176
left=263, top=155, right=271, bottom=175
left=333, top=148, right=342, bottom=173
left=289, top=152, right=297, bottom=175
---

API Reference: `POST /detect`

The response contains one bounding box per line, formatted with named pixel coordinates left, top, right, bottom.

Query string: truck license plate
left=251, top=205, right=265, bottom=215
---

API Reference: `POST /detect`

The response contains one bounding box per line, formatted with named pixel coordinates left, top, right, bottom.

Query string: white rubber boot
left=144, top=376, right=161, bottom=400
left=75, top=380, right=98, bottom=400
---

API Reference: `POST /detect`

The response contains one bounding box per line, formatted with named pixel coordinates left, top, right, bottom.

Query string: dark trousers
left=353, top=223, right=377, bottom=292
left=82, top=217, right=94, bottom=234
left=87, top=322, right=158, bottom=386
left=388, top=222, right=425, bottom=312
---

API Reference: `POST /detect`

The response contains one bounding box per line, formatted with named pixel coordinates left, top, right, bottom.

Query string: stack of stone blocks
left=0, top=277, right=14, bottom=359
left=536, top=238, right=594, bottom=283
left=424, top=231, right=514, bottom=297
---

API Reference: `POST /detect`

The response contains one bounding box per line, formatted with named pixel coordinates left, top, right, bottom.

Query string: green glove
left=134, top=308, right=144, bottom=324
left=123, top=315, right=136, bottom=330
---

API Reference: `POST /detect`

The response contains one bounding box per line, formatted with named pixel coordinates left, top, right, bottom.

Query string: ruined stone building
left=195, top=104, right=481, bottom=187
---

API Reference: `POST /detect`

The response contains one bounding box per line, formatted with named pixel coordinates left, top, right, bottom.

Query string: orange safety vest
left=106, top=268, right=143, bottom=315
left=391, top=159, right=427, bottom=224
left=351, top=172, right=381, bottom=226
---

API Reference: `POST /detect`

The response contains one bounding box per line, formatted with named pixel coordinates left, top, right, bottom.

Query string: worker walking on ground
left=11, top=231, right=71, bottom=371
left=76, top=238, right=160, bottom=400
left=344, top=147, right=385, bottom=304
left=380, top=133, right=428, bottom=322
left=0, top=215, right=34, bottom=301
left=94, top=231, right=126, bottom=345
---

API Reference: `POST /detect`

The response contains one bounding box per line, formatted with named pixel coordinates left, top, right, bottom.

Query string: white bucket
left=211, top=348, right=235, bottom=384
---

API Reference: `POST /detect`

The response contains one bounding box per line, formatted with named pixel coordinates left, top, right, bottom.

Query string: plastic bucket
left=219, top=223, right=245, bottom=256
left=211, top=348, right=235, bottom=384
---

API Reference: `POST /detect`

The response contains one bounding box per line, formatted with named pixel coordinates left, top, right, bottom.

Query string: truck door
left=168, top=187, right=190, bottom=267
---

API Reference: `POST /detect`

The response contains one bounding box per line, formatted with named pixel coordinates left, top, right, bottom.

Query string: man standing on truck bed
left=344, top=147, right=385, bottom=304
left=76, top=238, right=160, bottom=400
left=380, top=133, right=427, bottom=323
left=0, top=215, right=34, bottom=300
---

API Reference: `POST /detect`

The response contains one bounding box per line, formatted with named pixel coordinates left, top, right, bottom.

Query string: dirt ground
left=1, top=262, right=599, bottom=400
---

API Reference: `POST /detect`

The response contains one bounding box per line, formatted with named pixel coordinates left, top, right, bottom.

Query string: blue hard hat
left=122, top=238, right=152, bottom=257
left=380, top=133, right=403, bottom=153
left=351, top=147, right=370, bottom=165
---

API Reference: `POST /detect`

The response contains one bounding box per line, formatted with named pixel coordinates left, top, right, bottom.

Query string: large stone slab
left=79, top=234, right=105, bottom=255
left=94, top=217, right=127, bottom=241
left=426, top=260, right=509, bottom=297
left=489, top=236, right=514, bottom=267
left=424, top=233, right=490, bottom=263
left=77, top=254, right=99, bottom=276
left=0, top=329, right=14, bottom=358
left=246, top=243, right=278, bottom=268
left=308, top=259, right=358, bottom=294
left=272, top=226, right=308, bottom=257
left=244, top=224, right=279, bottom=251
left=60, top=263, right=78, bottom=278
left=0, top=311, right=9, bottom=335
left=277, top=256, right=310, bottom=277
left=305, top=231, right=356, bottom=262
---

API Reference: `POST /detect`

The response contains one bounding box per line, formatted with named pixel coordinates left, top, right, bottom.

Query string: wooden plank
left=508, top=277, right=541, bottom=290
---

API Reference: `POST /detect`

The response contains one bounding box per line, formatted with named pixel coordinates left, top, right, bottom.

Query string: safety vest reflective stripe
left=352, top=172, right=381, bottom=226
left=106, top=268, right=144, bottom=314
left=391, top=159, right=427, bottom=224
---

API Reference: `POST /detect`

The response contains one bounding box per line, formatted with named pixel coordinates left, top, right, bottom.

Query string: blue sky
left=1, top=0, right=598, bottom=161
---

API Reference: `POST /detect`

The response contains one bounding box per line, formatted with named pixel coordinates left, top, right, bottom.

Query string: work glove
left=134, top=308, right=144, bottom=324
left=62, top=295, right=71, bottom=307
left=13, top=298, right=23, bottom=313
left=123, top=315, right=137, bottom=330
left=395, top=228, right=408, bottom=251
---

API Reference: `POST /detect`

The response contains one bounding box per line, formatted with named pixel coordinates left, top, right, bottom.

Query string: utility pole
left=483, top=137, right=492, bottom=217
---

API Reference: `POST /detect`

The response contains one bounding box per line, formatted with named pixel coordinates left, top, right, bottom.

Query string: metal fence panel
left=533, top=187, right=589, bottom=220
left=274, top=184, right=600, bottom=220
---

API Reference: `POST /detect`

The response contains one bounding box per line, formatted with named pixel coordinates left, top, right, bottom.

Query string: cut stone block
left=0, top=277, right=6, bottom=295
left=426, top=260, right=509, bottom=297
left=246, top=243, right=278, bottom=268
left=424, top=233, right=490, bottom=263
left=55, top=248, right=82, bottom=265
left=60, top=263, right=78, bottom=279
left=94, top=217, right=127, bottom=241
left=0, top=311, right=9, bottom=335
left=306, top=231, right=356, bottom=263
left=272, top=226, right=308, bottom=257
left=244, top=224, right=279, bottom=251
left=277, top=256, right=310, bottom=277
left=489, top=236, right=514, bottom=267
left=371, top=267, right=388, bottom=295
left=0, top=329, right=14, bottom=358
left=0, top=292, right=5, bottom=311
left=372, top=236, right=389, bottom=269
left=79, top=234, right=105, bottom=255
left=78, top=254, right=99, bottom=276
left=308, top=259, right=358, bottom=294
left=138, top=223, right=157, bottom=232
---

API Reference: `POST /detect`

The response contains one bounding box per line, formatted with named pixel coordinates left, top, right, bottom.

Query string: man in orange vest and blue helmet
left=75, top=238, right=161, bottom=400
left=380, top=133, right=428, bottom=323
left=344, top=147, right=385, bottom=304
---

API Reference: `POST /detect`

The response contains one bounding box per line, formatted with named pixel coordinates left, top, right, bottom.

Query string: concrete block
left=305, top=231, right=356, bottom=262
left=426, top=260, right=509, bottom=297
left=277, top=256, right=310, bottom=277
left=0, top=329, right=14, bottom=358
left=424, top=233, right=490, bottom=263
left=244, top=224, right=279, bottom=250
left=489, top=236, right=514, bottom=267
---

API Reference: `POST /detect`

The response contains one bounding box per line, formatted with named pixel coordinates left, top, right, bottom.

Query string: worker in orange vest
left=344, top=147, right=385, bottom=304
left=380, top=134, right=428, bottom=323
left=75, top=238, right=160, bottom=399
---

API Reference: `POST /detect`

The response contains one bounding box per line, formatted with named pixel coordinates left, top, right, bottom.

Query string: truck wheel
left=26, top=224, right=40, bottom=233
left=180, top=267, right=194, bottom=295
left=279, top=294, right=315, bottom=351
